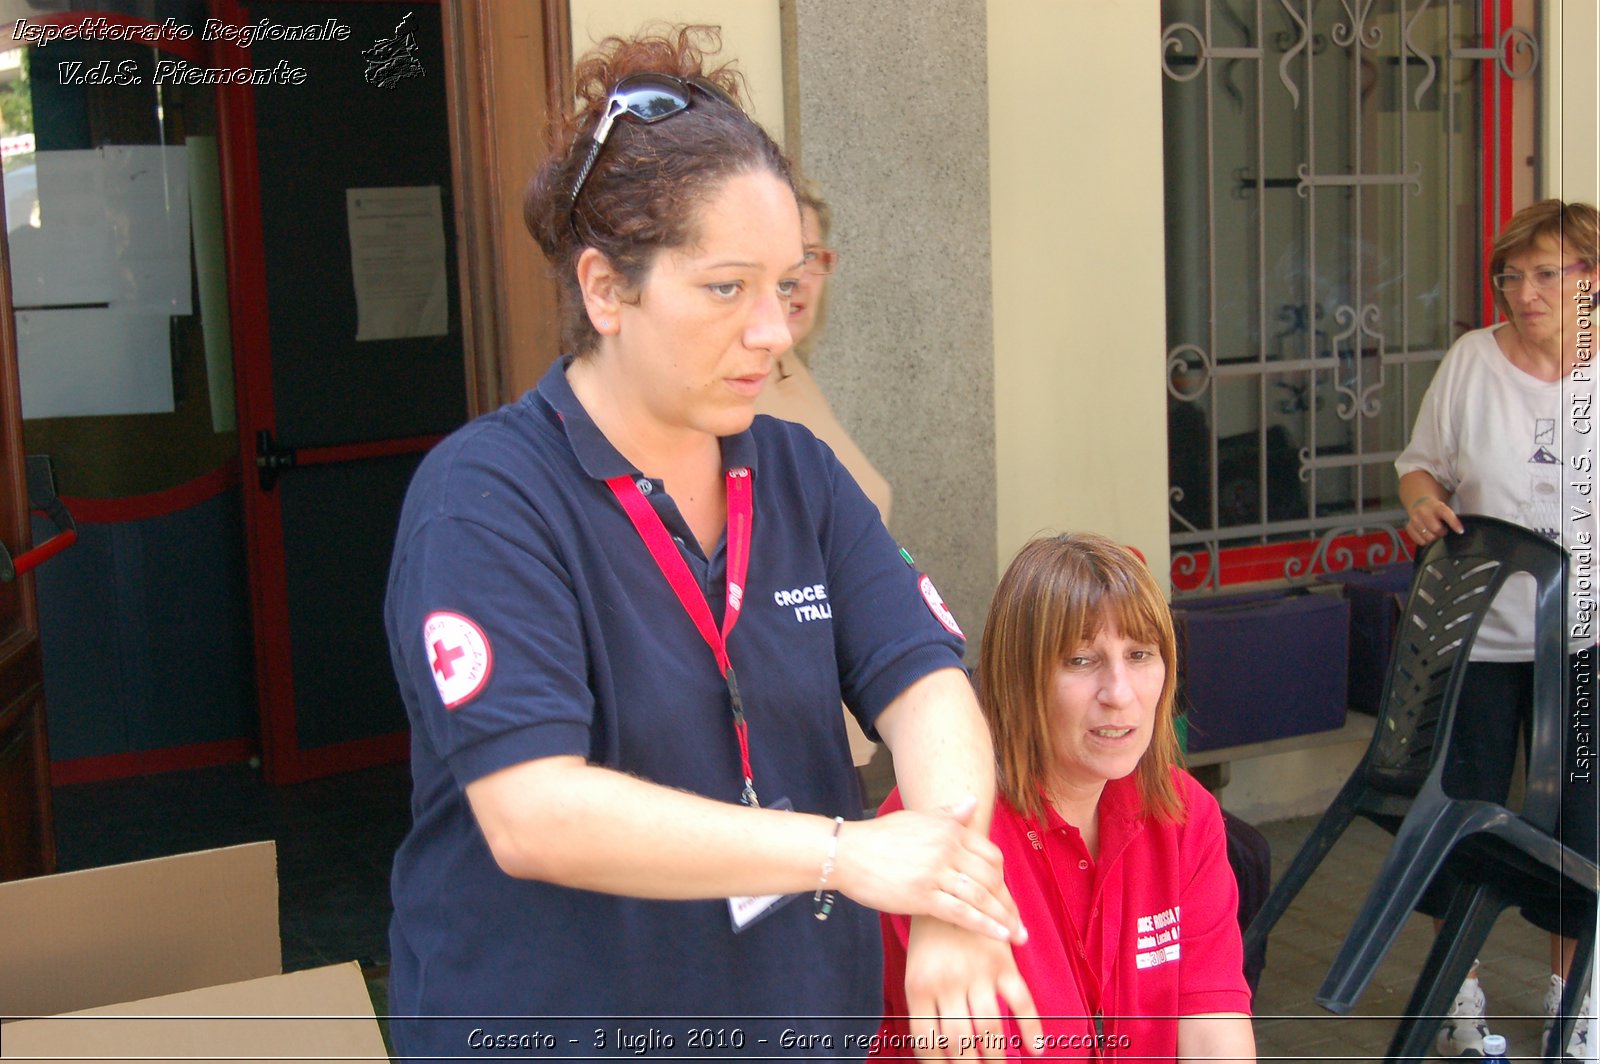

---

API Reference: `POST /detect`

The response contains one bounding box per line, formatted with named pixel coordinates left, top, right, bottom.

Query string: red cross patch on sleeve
left=918, top=574, right=965, bottom=640
left=422, top=611, right=493, bottom=709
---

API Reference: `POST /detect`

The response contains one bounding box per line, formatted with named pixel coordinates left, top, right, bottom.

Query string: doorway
left=1, top=0, right=571, bottom=888
left=0, top=2, right=466, bottom=810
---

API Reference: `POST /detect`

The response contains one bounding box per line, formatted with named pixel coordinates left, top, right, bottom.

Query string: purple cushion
left=1321, top=563, right=1416, bottom=713
left=1175, top=592, right=1350, bottom=752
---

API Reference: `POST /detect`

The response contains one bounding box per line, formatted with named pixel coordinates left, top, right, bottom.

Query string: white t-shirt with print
left=1395, top=325, right=1597, bottom=660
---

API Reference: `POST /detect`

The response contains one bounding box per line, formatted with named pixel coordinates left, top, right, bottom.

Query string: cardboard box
left=0, top=842, right=388, bottom=1063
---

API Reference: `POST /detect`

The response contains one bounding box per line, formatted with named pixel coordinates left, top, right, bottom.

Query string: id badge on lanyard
left=608, top=468, right=800, bottom=933
left=607, top=467, right=758, bottom=805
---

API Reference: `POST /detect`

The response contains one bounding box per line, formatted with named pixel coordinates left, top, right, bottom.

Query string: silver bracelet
left=813, top=816, right=844, bottom=921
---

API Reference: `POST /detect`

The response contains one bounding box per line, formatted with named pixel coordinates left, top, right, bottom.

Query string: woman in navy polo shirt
left=384, top=25, right=1039, bottom=1061
left=880, top=534, right=1256, bottom=1061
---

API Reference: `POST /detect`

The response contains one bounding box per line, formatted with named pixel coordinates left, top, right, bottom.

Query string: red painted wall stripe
left=295, top=433, right=443, bottom=467
left=269, top=731, right=410, bottom=786
left=60, top=461, right=242, bottom=524
left=1481, top=0, right=1517, bottom=320
left=51, top=738, right=254, bottom=787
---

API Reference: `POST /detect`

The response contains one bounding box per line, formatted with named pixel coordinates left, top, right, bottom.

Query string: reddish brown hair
left=524, top=25, right=796, bottom=356
left=1489, top=199, right=1599, bottom=321
left=979, top=533, right=1185, bottom=823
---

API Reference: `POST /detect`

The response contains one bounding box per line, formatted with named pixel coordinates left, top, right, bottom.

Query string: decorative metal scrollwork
left=1163, top=0, right=1495, bottom=600
left=1168, top=343, right=1213, bottom=402
left=1276, top=0, right=1310, bottom=108
left=1452, top=25, right=1540, bottom=81
left=1284, top=524, right=1408, bottom=581
left=1172, top=546, right=1220, bottom=593
left=1330, top=304, right=1387, bottom=421
left=1403, top=0, right=1438, bottom=110
left=1161, top=21, right=1208, bottom=82
left=1332, top=0, right=1382, bottom=50
left=1162, top=15, right=1262, bottom=97
left=1169, top=487, right=1202, bottom=535
left=1497, top=26, right=1539, bottom=80
left=1296, top=160, right=1423, bottom=198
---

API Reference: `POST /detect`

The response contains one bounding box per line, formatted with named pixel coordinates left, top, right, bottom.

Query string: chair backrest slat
left=1363, top=517, right=1566, bottom=809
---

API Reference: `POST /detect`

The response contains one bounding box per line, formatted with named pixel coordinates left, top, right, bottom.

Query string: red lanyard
left=607, top=467, right=759, bottom=806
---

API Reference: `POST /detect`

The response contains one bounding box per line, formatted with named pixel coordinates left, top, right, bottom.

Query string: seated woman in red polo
left=877, top=533, right=1256, bottom=1061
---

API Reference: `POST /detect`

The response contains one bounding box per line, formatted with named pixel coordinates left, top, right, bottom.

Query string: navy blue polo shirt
left=385, top=358, right=966, bottom=1059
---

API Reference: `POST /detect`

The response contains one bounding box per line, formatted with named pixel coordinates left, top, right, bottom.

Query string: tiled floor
left=1252, top=815, right=1559, bottom=1062
left=53, top=760, right=409, bottom=974
left=51, top=763, right=1573, bottom=1062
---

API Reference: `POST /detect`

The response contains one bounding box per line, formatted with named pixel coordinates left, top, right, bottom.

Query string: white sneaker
left=1437, top=975, right=1493, bottom=1057
left=1542, top=974, right=1594, bottom=1061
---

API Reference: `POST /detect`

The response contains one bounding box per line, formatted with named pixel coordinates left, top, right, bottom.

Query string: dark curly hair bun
left=524, top=24, right=795, bottom=357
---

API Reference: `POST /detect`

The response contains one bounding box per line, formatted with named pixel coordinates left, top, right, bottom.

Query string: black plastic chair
left=1355, top=835, right=1595, bottom=1063
left=1242, top=515, right=1532, bottom=962
left=1306, top=517, right=1597, bottom=1062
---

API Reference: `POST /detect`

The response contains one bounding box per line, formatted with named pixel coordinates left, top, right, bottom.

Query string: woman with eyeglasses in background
left=383, top=26, right=1038, bottom=1060
left=1396, top=198, right=1597, bottom=1060
left=755, top=181, right=892, bottom=523
left=755, top=181, right=892, bottom=772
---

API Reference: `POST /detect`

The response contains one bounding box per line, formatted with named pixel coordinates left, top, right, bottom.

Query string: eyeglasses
left=564, top=73, right=734, bottom=239
left=1492, top=261, right=1591, bottom=292
left=803, top=246, right=838, bottom=275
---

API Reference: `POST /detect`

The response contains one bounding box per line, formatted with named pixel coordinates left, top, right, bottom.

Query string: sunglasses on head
left=564, top=73, right=736, bottom=240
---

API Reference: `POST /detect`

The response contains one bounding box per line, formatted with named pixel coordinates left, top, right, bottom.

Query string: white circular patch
left=918, top=574, right=965, bottom=640
left=423, top=611, right=493, bottom=710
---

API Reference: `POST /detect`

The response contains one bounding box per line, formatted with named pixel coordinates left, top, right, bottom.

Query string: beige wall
left=1541, top=0, right=1600, bottom=205
left=987, top=2, right=1172, bottom=586
left=569, top=0, right=786, bottom=143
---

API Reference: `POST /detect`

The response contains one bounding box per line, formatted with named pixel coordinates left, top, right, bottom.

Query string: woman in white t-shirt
left=1396, top=198, right=1597, bottom=1060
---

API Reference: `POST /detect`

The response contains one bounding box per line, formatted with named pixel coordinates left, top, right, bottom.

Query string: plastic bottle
left=1482, top=1033, right=1509, bottom=1060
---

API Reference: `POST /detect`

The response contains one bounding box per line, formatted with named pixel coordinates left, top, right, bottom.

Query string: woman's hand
left=1405, top=495, right=1464, bottom=546
left=903, top=917, right=1042, bottom=1060
left=835, top=796, right=1027, bottom=943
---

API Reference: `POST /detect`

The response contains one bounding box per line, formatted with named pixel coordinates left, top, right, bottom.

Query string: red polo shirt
left=876, top=770, right=1250, bottom=1060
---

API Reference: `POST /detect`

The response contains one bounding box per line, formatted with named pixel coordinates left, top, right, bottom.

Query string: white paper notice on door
left=346, top=186, right=448, bottom=341
left=8, top=147, right=193, bottom=314
left=17, top=308, right=174, bottom=419
left=8, top=151, right=115, bottom=308
left=103, top=144, right=193, bottom=316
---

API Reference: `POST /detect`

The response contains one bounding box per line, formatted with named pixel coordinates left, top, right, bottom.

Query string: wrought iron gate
left=1160, top=0, right=1537, bottom=593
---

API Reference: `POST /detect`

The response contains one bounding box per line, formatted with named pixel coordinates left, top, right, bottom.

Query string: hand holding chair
left=1242, top=516, right=1528, bottom=961
left=1307, top=516, right=1595, bottom=1063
